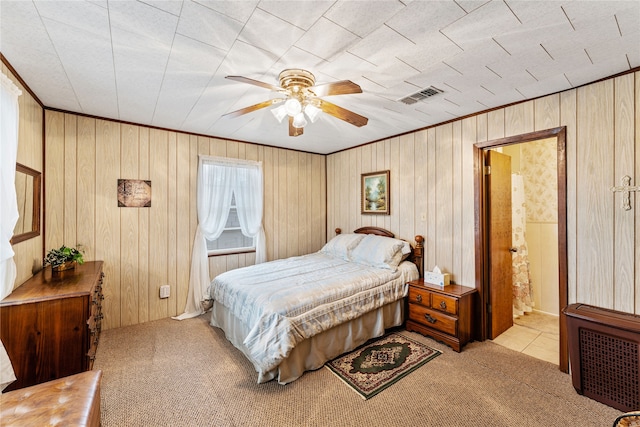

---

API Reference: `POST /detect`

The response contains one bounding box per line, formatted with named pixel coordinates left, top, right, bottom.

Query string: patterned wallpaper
left=521, top=137, right=558, bottom=223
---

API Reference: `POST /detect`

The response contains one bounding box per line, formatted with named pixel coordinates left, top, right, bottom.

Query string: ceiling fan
left=222, top=69, right=368, bottom=137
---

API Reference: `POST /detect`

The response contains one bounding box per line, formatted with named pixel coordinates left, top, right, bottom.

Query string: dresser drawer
left=408, top=286, right=431, bottom=307
left=91, top=288, right=103, bottom=312
left=91, top=275, right=104, bottom=333
left=431, top=293, right=458, bottom=315
left=408, top=304, right=457, bottom=336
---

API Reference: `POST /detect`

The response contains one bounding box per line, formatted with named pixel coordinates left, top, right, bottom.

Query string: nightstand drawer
left=408, top=286, right=431, bottom=307
left=431, top=293, right=458, bottom=315
left=408, top=304, right=457, bottom=336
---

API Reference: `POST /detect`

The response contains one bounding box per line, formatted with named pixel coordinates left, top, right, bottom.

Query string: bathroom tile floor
left=491, top=311, right=559, bottom=365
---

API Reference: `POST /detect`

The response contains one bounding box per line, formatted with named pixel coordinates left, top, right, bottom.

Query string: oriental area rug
left=325, top=332, right=441, bottom=400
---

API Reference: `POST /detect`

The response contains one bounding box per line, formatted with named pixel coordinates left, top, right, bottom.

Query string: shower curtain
left=511, top=173, right=534, bottom=317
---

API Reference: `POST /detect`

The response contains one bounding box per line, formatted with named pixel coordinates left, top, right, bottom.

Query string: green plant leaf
left=43, top=244, right=85, bottom=267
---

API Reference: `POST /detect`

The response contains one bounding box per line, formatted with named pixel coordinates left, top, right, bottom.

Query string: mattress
left=209, top=252, right=418, bottom=383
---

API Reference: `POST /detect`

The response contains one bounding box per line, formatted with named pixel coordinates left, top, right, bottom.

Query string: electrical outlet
left=160, top=285, right=170, bottom=299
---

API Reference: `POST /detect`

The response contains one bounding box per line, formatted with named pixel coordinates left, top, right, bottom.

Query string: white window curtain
left=234, top=166, right=266, bottom=264
left=174, top=156, right=265, bottom=320
left=0, top=72, right=22, bottom=390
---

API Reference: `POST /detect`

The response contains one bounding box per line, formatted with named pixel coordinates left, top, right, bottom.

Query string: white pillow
left=320, top=233, right=365, bottom=260
left=350, top=234, right=411, bottom=270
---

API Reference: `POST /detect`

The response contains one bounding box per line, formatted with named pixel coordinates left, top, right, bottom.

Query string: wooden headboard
left=335, top=227, right=424, bottom=278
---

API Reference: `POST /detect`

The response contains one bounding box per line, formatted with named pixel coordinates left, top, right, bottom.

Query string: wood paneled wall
left=13, top=68, right=640, bottom=328
left=327, top=71, right=640, bottom=314
left=3, top=65, right=43, bottom=288
left=44, top=112, right=326, bottom=329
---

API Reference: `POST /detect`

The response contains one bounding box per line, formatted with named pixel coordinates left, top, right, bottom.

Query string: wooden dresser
left=406, top=279, right=477, bottom=352
left=0, top=261, right=104, bottom=391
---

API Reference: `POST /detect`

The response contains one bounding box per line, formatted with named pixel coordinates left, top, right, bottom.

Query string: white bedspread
left=210, top=252, right=417, bottom=373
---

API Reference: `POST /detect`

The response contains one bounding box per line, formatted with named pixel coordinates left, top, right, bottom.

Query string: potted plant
left=44, top=245, right=84, bottom=272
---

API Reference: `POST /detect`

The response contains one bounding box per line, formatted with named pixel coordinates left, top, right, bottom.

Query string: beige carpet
left=94, top=314, right=622, bottom=427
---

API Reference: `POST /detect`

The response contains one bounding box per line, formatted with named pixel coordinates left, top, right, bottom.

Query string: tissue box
left=424, top=271, right=450, bottom=287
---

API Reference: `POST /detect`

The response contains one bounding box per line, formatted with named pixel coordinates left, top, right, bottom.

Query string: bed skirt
left=210, top=299, right=405, bottom=384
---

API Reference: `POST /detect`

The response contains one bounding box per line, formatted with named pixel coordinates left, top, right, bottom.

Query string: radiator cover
left=564, top=303, right=640, bottom=412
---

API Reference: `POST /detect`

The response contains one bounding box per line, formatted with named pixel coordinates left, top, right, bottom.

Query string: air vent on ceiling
left=398, top=86, right=444, bottom=105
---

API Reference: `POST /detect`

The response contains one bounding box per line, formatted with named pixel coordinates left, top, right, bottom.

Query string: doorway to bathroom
left=473, top=127, right=568, bottom=372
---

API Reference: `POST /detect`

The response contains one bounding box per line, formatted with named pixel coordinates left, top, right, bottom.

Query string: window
left=206, top=194, right=255, bottom=255
left=196, top=156, right=264, bottom=258
left=177, top=156, right=266, bottom=319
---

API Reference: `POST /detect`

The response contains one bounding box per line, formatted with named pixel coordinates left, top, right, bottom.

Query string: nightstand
left=405, top=279, right=477, bottom=352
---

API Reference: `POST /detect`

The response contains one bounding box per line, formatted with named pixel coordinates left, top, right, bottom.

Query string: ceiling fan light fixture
left=271, top=104, right=287, bottom=123
left=285, top=98, right=302, bottom=116
left=225, top=68, right=367, bottom=137
left=304, top=103, right=321, bottom=123
left=292, top=112, right=307, bottom=128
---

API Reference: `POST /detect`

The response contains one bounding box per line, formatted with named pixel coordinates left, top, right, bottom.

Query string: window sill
left=207, top=248, right=256, bottom=258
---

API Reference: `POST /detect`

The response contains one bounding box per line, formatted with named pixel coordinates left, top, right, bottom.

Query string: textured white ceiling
left=1, top=0, right=638, bottom=154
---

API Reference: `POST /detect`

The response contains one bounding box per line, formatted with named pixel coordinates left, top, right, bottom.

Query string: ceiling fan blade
left=226, top=75, right=283, bottom=92
left=289, top=117, right=303, bottom=137
left=222, top=98, right=285, bottom=118
left=310, top=80, right=362, bottom=97
left=318, top=100, right=368, bottom=127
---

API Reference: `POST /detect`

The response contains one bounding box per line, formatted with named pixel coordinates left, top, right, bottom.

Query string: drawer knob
left=416, top=294, right=423, bottom=303
left=424, top=314, right=437, bottom=324
left=440, top=301, right=447, bottom=310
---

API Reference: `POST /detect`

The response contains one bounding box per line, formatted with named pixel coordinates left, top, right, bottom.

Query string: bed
left=208, top=226, right=424, bottom=384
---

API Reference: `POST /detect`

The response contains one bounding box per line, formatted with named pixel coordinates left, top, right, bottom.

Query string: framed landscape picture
left=361, top=170, right=390, bottom=215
